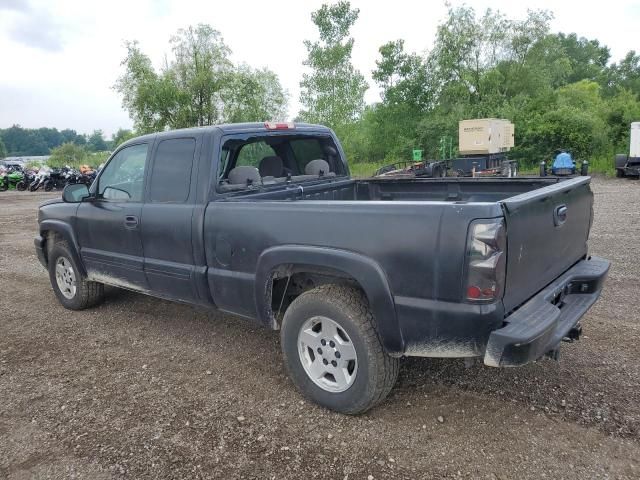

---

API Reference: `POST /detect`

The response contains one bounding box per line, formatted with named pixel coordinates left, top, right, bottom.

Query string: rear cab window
left=217, top=134, right=344, bottom=193
left=148, top=138, right=197, bottom=203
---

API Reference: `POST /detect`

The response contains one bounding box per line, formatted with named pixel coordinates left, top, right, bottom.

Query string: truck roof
left=121, top=123, right=333, bottom=148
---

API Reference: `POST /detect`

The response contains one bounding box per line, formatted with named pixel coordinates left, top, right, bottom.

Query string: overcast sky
left=1, top=0, right=638, bottom=138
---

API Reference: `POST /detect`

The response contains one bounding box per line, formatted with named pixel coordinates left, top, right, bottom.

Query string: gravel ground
left=0, top=177, right=639, bottom=479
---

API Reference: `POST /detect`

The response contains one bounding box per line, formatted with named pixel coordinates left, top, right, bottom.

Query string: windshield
left=217, top=134, right=344, bottom=193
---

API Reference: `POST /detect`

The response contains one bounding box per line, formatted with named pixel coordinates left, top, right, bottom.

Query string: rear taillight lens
left=465, top=219, right=506, bottom=303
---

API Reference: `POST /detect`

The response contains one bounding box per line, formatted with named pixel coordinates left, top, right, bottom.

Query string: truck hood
left=39, top=198, right=64, bottom=208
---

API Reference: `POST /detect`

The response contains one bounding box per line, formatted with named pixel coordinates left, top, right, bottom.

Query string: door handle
left=124, top=215, right=139, bottom=228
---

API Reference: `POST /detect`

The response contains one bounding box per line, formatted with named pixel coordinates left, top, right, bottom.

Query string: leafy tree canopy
left=115, top=24, right=288, bottom=133
left=298, top=1, right=368, bottom=132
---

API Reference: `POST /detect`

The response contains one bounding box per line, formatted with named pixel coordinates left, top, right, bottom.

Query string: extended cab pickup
left=36, top=122, right=610, bottom=414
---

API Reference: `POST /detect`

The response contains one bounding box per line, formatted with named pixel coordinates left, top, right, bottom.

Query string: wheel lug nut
left=317, top=347, right=323, bottom=355
left=331, top=360, right=337, bottom=367
left=321, top=339, right=326, bottom=346
left=322, top=359, right=328, bottom=365
left=329, top=341, right=335, bottom=348
left=335, top=351, right=341, bottom=359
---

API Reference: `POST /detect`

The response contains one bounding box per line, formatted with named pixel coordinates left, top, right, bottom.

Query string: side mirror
left=62, top=183, right=90, bottom=203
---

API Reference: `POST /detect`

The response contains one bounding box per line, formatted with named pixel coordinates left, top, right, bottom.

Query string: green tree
left=48, top=142, right=88, bottom=168
left=87, top=130, right=108, bottom=151
left=111, top=128, right=135, bottom=148
left=0, top=136, right=7, bottom=159
left=60, top=128, right=84, bottom=145
left=605, top=50, right=640, bottom=97
left=0, top=125, right=49, bottom=156
left=116, top=25, right=287, bottom=133
left=298, top=1, right=368, bottom=130
left=604, top=88, right=640, bottom=150
left=169, top=24, right=233, bottom=127
left=222, top=65, right=288, bottom=122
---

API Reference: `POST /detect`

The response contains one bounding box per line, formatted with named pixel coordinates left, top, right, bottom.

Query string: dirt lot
left=1, top=177, right=639, bottom=479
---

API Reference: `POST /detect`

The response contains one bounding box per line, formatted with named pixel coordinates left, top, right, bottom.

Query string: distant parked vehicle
left=30, top=167, right=51, bottom=191
left=44, top=167, right=72, bottom=191
left=551, top=151, right=576, bottom=176
left=615, top=122, right=640, bottom=178
left=16, top=169, right=37, bottom=191
left=0, top=166, right=24, bottom=191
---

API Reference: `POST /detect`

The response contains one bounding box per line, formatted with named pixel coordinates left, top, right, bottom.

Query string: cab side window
left=98, top=143, right=148, bottom=201
left=148, top=138, right=196, bottom=203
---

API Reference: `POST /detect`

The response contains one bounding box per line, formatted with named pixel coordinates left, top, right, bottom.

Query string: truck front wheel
left=280, top=284, right=399, bottom=414
left=48, top=241, right=104, bottom=310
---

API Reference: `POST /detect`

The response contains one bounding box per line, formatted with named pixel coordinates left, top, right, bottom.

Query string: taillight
left=465, top=219, right=506, bottom=303
left=264, top=121, right=295, bottom=130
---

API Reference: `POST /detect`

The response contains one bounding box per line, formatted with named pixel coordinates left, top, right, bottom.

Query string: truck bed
left=222, top=176, right=567, bottom=203
left=208, top=176, right=592, bottom=342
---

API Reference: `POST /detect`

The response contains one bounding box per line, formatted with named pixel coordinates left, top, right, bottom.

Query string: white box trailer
left=614, top=122, right=640, bottom=177
left=458, top=118, right=514, bottom=155
left=631, top=122, right=640, bottom=159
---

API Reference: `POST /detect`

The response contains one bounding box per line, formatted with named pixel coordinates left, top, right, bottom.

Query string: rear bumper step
left=484, top=256, right=610, bottom=367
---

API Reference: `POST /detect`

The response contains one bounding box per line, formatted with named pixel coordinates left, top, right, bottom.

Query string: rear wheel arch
left=255, top=246, right=404, bottom=356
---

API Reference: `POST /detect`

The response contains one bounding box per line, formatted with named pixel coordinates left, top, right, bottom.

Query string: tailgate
left=500, top=177, right=593, bottom=312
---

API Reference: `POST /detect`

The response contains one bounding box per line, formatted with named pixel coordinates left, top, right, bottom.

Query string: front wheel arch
left=39, top=221, right=86, bottom=276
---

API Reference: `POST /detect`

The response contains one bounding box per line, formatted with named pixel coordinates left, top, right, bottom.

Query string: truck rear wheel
left=280, top=284, right=399, bottom=414
left=616, top=168, right=625, bottom=178
left=48, top=241, right=104, bottom=310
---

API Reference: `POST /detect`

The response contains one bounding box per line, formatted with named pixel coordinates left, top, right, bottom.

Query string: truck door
left=76, top=142, right=150, bottom=289
left=140, top=136, right=201, bottom=303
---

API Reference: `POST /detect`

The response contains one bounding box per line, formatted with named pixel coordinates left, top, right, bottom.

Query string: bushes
left=48, top=142, right=109, bottom=168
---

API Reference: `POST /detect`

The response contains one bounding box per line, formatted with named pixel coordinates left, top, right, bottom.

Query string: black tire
left=16, top=181, right=27, bottom=191
left=615, top=153, right=628, bottom=169
left=48, top=241, right=104, bottom=310
left=281, top=284, right=399, bottom=414
left=44, top=181, right=53, bottom=192
left=616, top=168, right=625, bottom=178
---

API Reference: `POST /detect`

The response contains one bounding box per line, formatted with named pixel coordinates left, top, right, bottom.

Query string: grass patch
left=349, top=161, right=388, bottom=178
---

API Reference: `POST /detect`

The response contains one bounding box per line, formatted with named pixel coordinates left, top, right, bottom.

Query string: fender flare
left=39, top=219, right=87, bottom=276
left=255, top=245, right=404, bottom=356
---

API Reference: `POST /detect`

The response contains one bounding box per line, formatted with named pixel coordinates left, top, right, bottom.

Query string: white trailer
left=615, top=122, right=640, bottom=178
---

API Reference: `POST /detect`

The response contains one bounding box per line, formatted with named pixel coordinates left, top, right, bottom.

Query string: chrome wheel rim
left=55, top=257, right=77, bottom=299
left=297, top=316, right=358, bottom=393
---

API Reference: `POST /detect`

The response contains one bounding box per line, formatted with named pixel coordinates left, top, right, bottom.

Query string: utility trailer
left=374, top=160, right=447, bottom=178
left=449, top=153, right=518, bottom=177
left=615, top=122, right=640, bottom=178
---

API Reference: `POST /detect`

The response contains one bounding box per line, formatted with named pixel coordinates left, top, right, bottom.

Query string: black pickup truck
left=35, top=122, right=609, bottom=414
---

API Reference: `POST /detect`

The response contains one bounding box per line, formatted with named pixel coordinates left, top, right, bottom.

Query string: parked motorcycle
left=44, top=167, right=71, bottom=191
left=16, top=170, right=37, bottom=191
left=0, top=167, right=25, bottom=191
left=30, top=167, right=51, bottom=192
